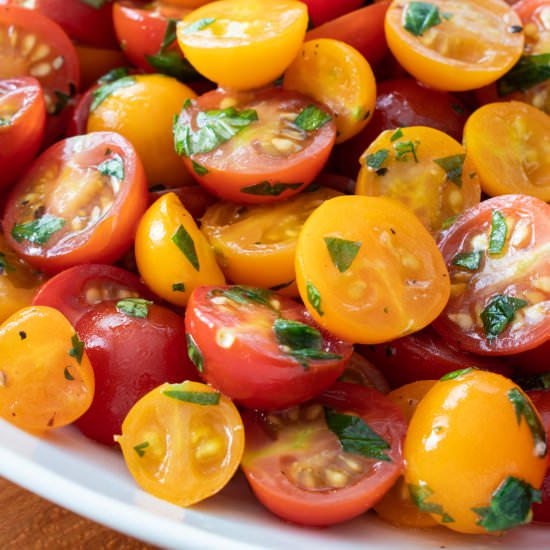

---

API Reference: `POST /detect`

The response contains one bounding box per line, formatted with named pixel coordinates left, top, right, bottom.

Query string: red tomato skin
left=301, top=0, right=364, bottom=27
left=242, top=382, right=406, bottom=526
left=148, top=185, right=216, bottom=221
left=74, top=300, right=200, bottom=445
left=66, top=85, right=96, bottom=137
left=0, top=77, right=45, bottom=189
left=506, top=339, right=550, bottom=375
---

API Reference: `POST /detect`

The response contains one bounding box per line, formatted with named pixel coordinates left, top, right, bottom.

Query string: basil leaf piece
left=365, top=149, right=389, bottom=170
left=274, top=319, right=322, bottom=351
left=440, top=367, right=473, bottom=381
left=497, top=54, right=550, bottom=97
left=98, top=152, right=124, bottom=181
left=11, top=214, right=65, bottom=245
left=186, top=333, right=204, bottom=373
left=508, top=388, right=548, bottom=458
left=0, top=252, right=15, bottom=274
left=172, top=225, right=200, bottom=271
left=306, top=281, right=323, bottom=316
left=212, top=286, right=274, bottom=309
left=294, top=105, right=332, bottom=131
left=160, top=18, right=178, bottom=51
left=146, top=51, right=201, bottom=82
left=69, top=334, right=84, bottom=365
left=52, top=84, right=76, bottom=116
left=191, top=160, right=209, bottom=176
left=0, top=116, right=11, bottom=127
left=324, top=237, right=361, bottom=273
left=172, top=282, right=186, bottom=292
left=133, top=442, right=149, bottom=457
left=394, top=139, right=419, bottom=162
left=64, top=367, right=75, bottom=381
left=325, top=409, right=392, bottom=462
left=409, top=483, right=455, bottom=523
left=241, top=181, right=302, bottom=196
left=452, top=251, right=482, bottom=271
left=434, top=154, right=465, bottom=187
left=79, top=0, right=111, bottom=8
left=390, top=128, right=403, bottom=142
left=488, top=210, right=507, bottom=255
left=441, top=215, right=457, bottom=229
left=163, top=387, right=221, bottom=406
left=116, top=298, right=153, bottom=319
left=404, top=2, right=442, bottom=37
left=90, top=76, right=136, bottom=111
left=182, top=17, right=216, bottom=35
left=480, top=295, right=528, bottom=340
left=290, top=348, right=343, bottom=369
left=472, top=477, right=542, bottom=532
left=97, top=67, right=131, bottom=84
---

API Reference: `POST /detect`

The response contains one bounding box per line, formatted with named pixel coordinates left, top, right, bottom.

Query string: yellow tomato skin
left=404, top=370, right=547, bottom=534
left=283, top=38, right=376, bottom=143
left=0, top=306, right=94, bottom=432
left=87, top=74, right=196, bottom=187
left=135, top=192, right=225, bottom=306
left=177, top=0, right=308, bottom=90
left=385, top=0, right=524, bottom=91
left=463, top=101, right=550, bottom=201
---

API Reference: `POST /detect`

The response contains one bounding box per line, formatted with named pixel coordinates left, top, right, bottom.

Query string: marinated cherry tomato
left=405, top=369, right=547, bottom=534
left=0, top=305, right=94, bottom=432
left=241, top=382, right=406, bottom=526
left=464, top=101, right=550, bottom=201
left=116, top=380, right=244, bottom=506
left=200, top=187, right=341, bottom=296
left=506, top=339, right=550, bottom=375
left=0, top=76, right=45, bottom=189
left=74, top=44, right=128, bottom=90
left=301, top=0, right=363, bottom=27
left=385, top=0, right=524, bottom=91
left=3, top=132, right=148, bottom=274
left=177, top=0, right=308, bottom=90
left=433, top=194, right=550, bottom=355
left=173, top=88, right=336, bottom=203
left=283, top=38, right=376, bottom=144
left=516, top=0, right=550, bottom=55
left=33, top=263, right=153, bottom=326
left=338, top=352, right=390, bottom=394
left=356, top=126, right=480, bottom=233
left=135, top=192, right=225, bottom=306
left=295, top=195, right=450, bottom=344
left=149, top=184, right=216, bottom=221
left=87, top=73, right=197, bottom=188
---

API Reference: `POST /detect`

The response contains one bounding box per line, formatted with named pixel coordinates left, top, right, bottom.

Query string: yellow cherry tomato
left=385, top=0, right=524, bottom=91
left=0, top=306, right=94, bottom=432
left=283, top=38, right=376, bottom=143
left=356, top=126, right=481, bottom=233
left=116, top=380, right=245, bottom=507
left=463, top=101, right=550, bottom=201
left=135, top=192, right=225, bottom=306
left=404, top=369, right=547, bottom=534
left=295, top=195, right=451, bottom=344
left=200, top=187, right=341, bottom=296
left=87, top=74, right=196, bottom=187
left=177, top=0, right=308, bottom=90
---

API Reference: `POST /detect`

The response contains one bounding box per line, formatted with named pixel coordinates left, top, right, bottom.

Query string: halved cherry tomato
left=241, top=382, right=406, bottom=526
left=32, top=263, right=153, bottom=326
left=116, top=380, right=244, bottom=506
left=176, top=0, right=308, bottom=90
left=0, top=305, right=94, bottom=432
left=173, top=87, right=336, bottom=203
left=0, top=76, right=45, bottom=189
left=515, top=0, right=550, bottom=55
left=3, top=131, right=148, bottom=274
left=433, top=194, right=550, bottom=355
left=338, top=352, right=390, bottom=394
left=185, top=285, right=353, bottom=410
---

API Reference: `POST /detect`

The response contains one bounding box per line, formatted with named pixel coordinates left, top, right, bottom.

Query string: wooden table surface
left=0, top=476, right=158, bottom=549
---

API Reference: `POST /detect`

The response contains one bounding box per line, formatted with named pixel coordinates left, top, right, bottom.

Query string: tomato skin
left=149, top=184, right=216, bottom=221
left=75, top=44, right=128, bottom=91
left=301, top=0, right=364, bottom=27
left=74, top=300, right=200, bottom=446
left=0, top=77, right=45, bottom=189
left=506, top=339, right=550, bottom=375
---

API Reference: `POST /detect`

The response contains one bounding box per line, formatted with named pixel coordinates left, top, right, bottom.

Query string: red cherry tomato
left=301, top=0, right=364, bottom=27
left=74, top=299, right=200, bottom=445
left=184, top=285, right=353, bottom=410
left=506, top=339, right=550, bottom=375
left=241, top=382, right=406, bottom=526
left=148, top=184, right=216, bottom=221
left=0, top=77, right=45, bottom=189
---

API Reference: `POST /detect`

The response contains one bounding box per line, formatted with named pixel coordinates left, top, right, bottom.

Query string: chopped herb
left=274, top=319, right=322, bottom=351
left=452, top=251, right=482, bottom=271
left=390, top=128, right=403, bottom=142
left=182, top=17, right=216, bottom=35
left=306, top=281, right=323, bottom=316
left=0, top=252, right=15, bottom=274
left=0, top=116, right=11, bottom=127
left=146, top=51, right=201, bottom=82
left=172, top=282, right=186, bottom=292
left=508, top=388, right=547, bottom=457
left=434, top=154, right=465, bottom=187
left=394, top=139, right=419, bottom=162
left=191, top=160, right=209, bottom=176
left=450, top=103, right=466, bottom=115
left=64, top=367, right=75, bottom=381
left=497, top=54, right=550, bottom=97
left=324, top=237, right=361, bottom=273
left=97, top=67, right=131, bottom=84
left=18, top=331, right=26, bottom=340
left=440, top=367, right=473, bottom=381
left=183, top=98, right=192, bottom=109
left=116, top=297, right=153, bottom=319
left=79, top=0, right=111, bottom=8
left=289, top=348, right=343, bottom=368
left=404, top=2, right=442, bottom=37
left=11, top=214, right=65, bottom=245
left=294, top=105, right=332, bottom=131
left=160, top=18, right=178, bottom=51
left=488, top=210, right=507, bottom=255
left=186, top=333, right=204, bottom=373
left=212, top=286, right=274, bottom=309
left=269, top=280, right=294, bottom=291
left=325, top=409, right=391, bottom=462
left=68, top=334, right=84, bottom=364
left=172, top=225, right=200, bottom=271
left=365, top=149, right=389, bottom=170
left=441, top=215, right=457, bottom=229
left=472, top=477, right=542, bottom=532
left=163, top=387, right=221, bottom=405
left=241, top=181, right=302, bottom=196
left=133, top=442, right=149, bottom=457
left=52, top=84, right=76, bottom=116
left=98, top=152, right=124, bottom=181
left=409, top=483, right=455, bottom=523
left=90, top=76, right=136, bottom=111
left=480, top=295, right=528, bottom=340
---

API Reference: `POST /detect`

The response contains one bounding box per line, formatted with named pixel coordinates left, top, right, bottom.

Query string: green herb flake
left=98, top=152, right=124, bottom=181
left=98, top=67, right=131, bottom=84
left=0, top=252, right=15, bottom=275
left=172, top=282, right=186, bottom=292
left=451, top=103, right=466, bottom=115
left=182, top=17, right=216, bottom=35
left=0, top=116, right=11, bottom=127
left=269, top=280, right=294, bottom=291
left=274, top=318, right=322, bottom=351
left=488, top=210, right=508, bottom=255
left=160, top=18, right=178, bottom=51
left=172, top=224, right=200, bottom=271
left=325, top=408, right=392, bottom=462
left=294, top=105, right=332, bottom=132
left=90, top=76, right=136, bottom=112
left=146, top=51, right=200, bottom=82
left=133, top=442, right=149, bottom=457
left=390, top=128, right=403, bottom=142
left=186, top=333, right=204, bottom=373
left=163, top=387, right=221, bottom=406
left=452, top=251, right=482, bottom=271
left=52, top=85, right=76, bottom=116
left=394, top=139, right=419, bottom=162
left=440, top=367, right=473, bottom=381
left=68, top=334, right=84, bottom=365
left=79, top=0, right=111, bottom=8
left=497, top=54, right=550, bottom=97
left=306, top=281, right=323, bottom=316
left=480, top=294, right=528, bottom=340
left=441, top=215, right=457, bottom=230
left=241, top=181, right=302, bottom=196
left=324, top=237, right=362, bottom=273
left=116, top=298, right=153, bottom=319
left=472, top=476, right=542, bottom=532
left=404, top=2, right=442, bottom=37
left=191, top=160, right=209, bottom=176
left=213, top=286, right=273, bottom=309
left=409, top=483, right=455, bottom=523
left=365, top=149, right=389, bottom=170
left=11, top=214, right=65, bottom=245
left=63, top=367, right=75, bottom=381
left=508, top=388, right=547, bottom=458
left=289, top=348, right=343, bottom=369
left=434, top=154, right=465, bottom=187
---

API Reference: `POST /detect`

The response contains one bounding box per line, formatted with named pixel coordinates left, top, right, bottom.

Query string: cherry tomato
left=241, top=382, right=406, bottom=526
left=3, top=132, right=148, bottom=274
left=176, top=0, right=308, bottom=90
left=506, top=339, right=550, bottom=375
left=149, top=184, right=216, bottom=221
left=173, top=87, right=336, bottom=203
left=0, top=305, right=94, bottom=432
left=74, top=44, right=128, bottom=90
left=433, top=194, right=550, bottom=355
left=300, top=0, right=363, bottom=27
left=0, top=76, right=45, bottom=189
left=116, top=380, right=244, bottom=506
left=338, top=352, right=390, bottom=394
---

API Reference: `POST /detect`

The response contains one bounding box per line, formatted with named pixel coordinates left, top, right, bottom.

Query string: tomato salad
left=0, top=0, right=549, bottom=539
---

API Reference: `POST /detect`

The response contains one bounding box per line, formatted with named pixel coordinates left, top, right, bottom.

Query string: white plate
left=0, top=418, right=547, bottom=550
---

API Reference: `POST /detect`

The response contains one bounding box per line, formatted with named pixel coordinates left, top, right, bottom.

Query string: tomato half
left=173, top=87, right=336, bottom=203
left=3, top=132, right=148, bottom=274
left=433, top=194, right=550, bottom=355
left=185, top=285, right=353, bottom=410
left=241, top=382, right=406, bottom=526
